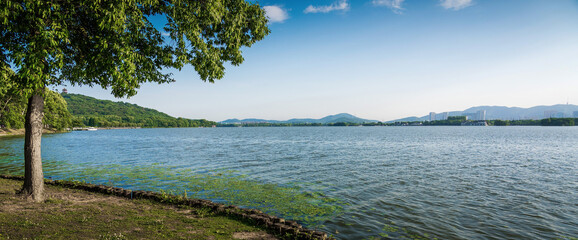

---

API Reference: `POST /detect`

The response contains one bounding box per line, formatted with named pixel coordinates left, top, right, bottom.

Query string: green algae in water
left=0, top=155, right=343, bottom=226
left=67, top=164, right=343, bottom=227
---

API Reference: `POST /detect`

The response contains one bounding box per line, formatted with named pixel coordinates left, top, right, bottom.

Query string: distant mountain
left=389, top=104, right=578, bottom=122
left=221, top=113, right=378, bottom=124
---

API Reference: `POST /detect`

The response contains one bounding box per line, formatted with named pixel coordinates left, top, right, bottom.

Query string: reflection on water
left=1, top=127, right=577, bottom=240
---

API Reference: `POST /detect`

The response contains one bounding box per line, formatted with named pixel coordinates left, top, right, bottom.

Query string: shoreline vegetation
left=2, top=117, right=576, bottom=136
left=0, top=175, right=331, bottom=240
left=215, top=117, right=577, bottom=127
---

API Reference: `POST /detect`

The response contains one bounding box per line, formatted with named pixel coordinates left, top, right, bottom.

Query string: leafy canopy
left=1, top=0, right=270, bottom=97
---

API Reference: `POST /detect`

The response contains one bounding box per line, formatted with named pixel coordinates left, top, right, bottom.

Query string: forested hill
left=62, top=93, right=216, bottom=128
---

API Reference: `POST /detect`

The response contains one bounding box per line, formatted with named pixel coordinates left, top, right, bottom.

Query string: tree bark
left=20, top=91, right=45, bottom=202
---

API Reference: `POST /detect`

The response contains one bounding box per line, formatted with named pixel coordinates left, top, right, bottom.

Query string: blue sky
left=62, top=0, right=578, bottom=122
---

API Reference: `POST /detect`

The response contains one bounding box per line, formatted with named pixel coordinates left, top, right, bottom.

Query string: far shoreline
left=3, top=121, right=577, bottom=137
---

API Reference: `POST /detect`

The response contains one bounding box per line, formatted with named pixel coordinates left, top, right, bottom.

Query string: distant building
left=429, top=112, right=436, bottom=121
left=440, top=112, right=449, bottom=120
left=62, top=88, right=68, bottom=94
left=574, top=111, right=578, bottom=118
left=476, top=110, right=486, bottom=121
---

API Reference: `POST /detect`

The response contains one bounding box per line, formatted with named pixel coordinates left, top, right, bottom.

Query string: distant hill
left=63, top=93, right=215, bottom=128
left=389, top=104, right=578, bottom=122
left=390, top=116, right=424, bottom=123
left=221, top=113, right=378, bottom=124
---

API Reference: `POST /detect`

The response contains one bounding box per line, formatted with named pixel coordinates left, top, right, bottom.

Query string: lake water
left=0, top=127, right=577, bottom=239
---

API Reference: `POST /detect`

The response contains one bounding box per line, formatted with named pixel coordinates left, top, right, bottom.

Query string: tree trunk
left=20, top=92, right=45, bottom=202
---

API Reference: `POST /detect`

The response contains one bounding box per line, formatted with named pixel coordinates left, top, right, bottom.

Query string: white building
left=429, top=112, right=436, bottom=121
left=476, top=110, right=486, bottom=121
left=440, top=112, right=449, bottom=120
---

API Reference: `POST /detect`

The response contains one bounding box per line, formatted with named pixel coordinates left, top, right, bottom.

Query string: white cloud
left=372, top=0, right=405, bottom=14
left=263, top=5, right=289, bottom=23
left=304, top=0, right=349, bottom=14
left=440, top=0, right=473, bottom=10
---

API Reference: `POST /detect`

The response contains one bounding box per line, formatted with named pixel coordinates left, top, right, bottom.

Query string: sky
left=60, top=0, right=578, bottom=122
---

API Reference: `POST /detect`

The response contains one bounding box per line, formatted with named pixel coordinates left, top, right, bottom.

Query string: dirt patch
left=0, top=128, right=61, bottom=137
left=0, top=183, right=128, bottom=213
left=0, top=128, right=25, bottom=136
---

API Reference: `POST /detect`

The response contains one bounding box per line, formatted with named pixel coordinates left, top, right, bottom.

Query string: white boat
left=86, top=127, right=97, bottom=131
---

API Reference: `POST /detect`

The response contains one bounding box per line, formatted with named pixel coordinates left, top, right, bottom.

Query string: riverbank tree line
left=219, top=118, right=577, bottom=127
left=392, top=118, right=576, bottom=126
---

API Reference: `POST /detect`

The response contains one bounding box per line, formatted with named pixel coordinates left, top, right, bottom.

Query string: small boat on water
left=72, top=127, right=98, bottom=131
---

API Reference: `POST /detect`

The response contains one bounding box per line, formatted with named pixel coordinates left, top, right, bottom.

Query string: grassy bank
left=0, top=177, right=278, bottom=240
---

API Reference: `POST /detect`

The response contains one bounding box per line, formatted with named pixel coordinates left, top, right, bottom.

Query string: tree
left=1, top=87, right=72, bottom=129
left=1, top=0, right=270, bottom=202
left=493, top=120, right=509, bottom=126
left=43, top=90, right=72, bottom=130
left=0, top=83, right=27, bottom=129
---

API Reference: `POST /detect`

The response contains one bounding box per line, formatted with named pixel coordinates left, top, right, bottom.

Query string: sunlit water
left=1, top=127, right=577, bottom=239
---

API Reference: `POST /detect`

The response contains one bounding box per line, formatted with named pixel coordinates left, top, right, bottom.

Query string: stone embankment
left=0, top=175, right=331, bottom=240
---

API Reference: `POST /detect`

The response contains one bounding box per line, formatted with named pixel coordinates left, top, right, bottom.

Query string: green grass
left=0, top=178, right=275, bottom=240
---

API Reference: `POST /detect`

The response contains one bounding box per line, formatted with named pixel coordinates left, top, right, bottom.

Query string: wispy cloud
left=440, top=0, right=473, bottom=10
left=304, top=0, right=350, bottom=14
left=372, top=0, right=405, bottom=14
left=264, top=5, right=289, bottom=23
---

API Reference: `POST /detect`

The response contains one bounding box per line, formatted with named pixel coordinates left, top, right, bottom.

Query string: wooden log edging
left=0, top=174, right=332, bottom=240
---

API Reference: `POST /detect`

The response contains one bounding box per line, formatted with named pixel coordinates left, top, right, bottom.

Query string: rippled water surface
left=1, top=127, right=577, bottom=239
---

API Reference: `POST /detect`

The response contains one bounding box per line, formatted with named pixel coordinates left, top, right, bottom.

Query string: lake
left=0, top=126, right=576, bottom=239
